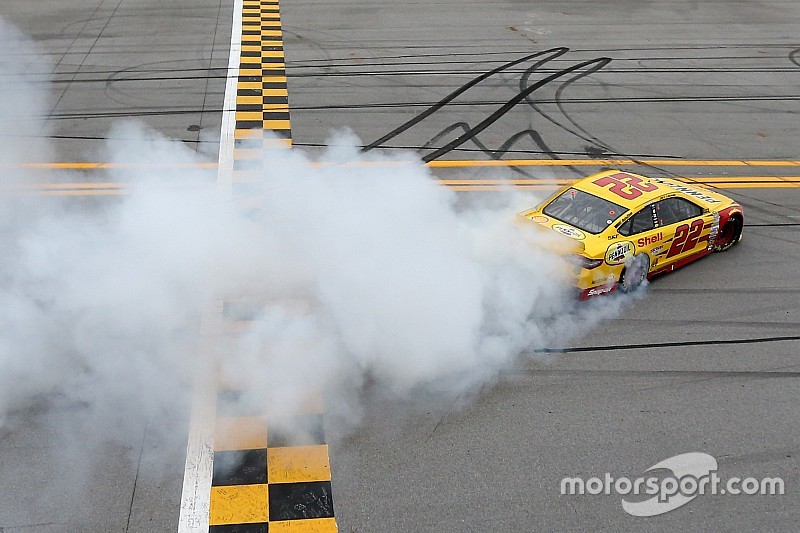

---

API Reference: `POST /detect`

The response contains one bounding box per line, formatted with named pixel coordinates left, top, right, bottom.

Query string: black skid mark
left=362, top=47, right=615, bottom=175
left=362, top=47, right=570, bottom=153
left=419, top=56, right=612, bottom=163
left=422, top=123, right=565, bottom=177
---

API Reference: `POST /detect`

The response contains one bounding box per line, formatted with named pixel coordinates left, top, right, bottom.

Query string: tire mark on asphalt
left=361, top=48, right=617, bottom=169
left=534, top=335, right=800, bottom=354
left=789, top=47, right=800, bottom=68
left=508, top=369, right=800, bottom=378
left=361, top=47, right=570, bottom=152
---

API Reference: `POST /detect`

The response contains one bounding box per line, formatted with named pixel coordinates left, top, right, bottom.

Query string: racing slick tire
left=619, top=253, right=650, bottom=293
left=715, top=215, right=743, bottom=252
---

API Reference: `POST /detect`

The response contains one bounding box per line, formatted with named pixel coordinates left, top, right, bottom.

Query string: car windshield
left=543, top=188, right=627, bottom=234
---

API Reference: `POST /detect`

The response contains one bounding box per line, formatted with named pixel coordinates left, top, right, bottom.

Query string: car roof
left=572, top=170, right=723, bottom=209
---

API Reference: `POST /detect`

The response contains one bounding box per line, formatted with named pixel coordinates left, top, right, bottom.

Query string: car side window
left=618, top=205, right=655, bottom=236
left=656, top=197, right=702, bottom=226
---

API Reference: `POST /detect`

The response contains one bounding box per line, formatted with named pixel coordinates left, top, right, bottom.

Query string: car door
left=654, top=196, right=710, bottom=265
left=617, top=203, right=663, bottom=264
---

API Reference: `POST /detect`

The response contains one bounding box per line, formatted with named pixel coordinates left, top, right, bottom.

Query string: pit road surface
left=1, top=0, right=799, bottom=531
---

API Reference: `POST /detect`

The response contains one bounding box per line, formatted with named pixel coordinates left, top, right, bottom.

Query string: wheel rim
left=717, top=218, right=741, bottom=247
left=622, top=255, right=649, bottom=291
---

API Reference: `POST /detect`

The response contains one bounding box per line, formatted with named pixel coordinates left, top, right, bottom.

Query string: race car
left=518, top=170, right=744, bottom=299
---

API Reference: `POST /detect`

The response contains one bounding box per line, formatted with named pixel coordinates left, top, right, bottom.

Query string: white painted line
left=177, top=356, right=216, bottom=533
left=177, top=0, right=242, bottom=530
left=215, top=0, right=243, bottom=195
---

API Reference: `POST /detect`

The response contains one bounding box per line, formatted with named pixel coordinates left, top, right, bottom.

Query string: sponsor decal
left=651, top=178, right=721, bottom=204
left=650, top=244, right=667, bottom=255
left=637, top=232, right=662, bottom=247
left=553, top=224, right=586, bottom=240
left=587, top=285, right=614, bottom=297
left=531, top=215, right=549, bottom=224
left=605, top=241, right=634, bottom=265
left=707, top=212, right=720, bottom=247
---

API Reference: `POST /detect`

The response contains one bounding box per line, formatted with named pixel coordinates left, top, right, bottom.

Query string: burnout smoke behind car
left=0, top=17, right=630, bottom=457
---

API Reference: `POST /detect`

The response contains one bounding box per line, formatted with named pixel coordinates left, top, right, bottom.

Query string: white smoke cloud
left=0, top=16, right=632, bottom=457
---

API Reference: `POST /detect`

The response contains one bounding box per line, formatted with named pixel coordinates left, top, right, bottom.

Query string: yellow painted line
left=681, top=176, right=800, bottom=183
left=439, top=179, right=570, bottom=186
left=269, top=518, right=339, bottom=532
left=264, top=119, right=291, bottom=130
left=15, top=160, right=800, bottom=171
left=237, top=95, right=263, bottom=105
left=267, top=445, right=332, bottom=483
left=0, top=182, right=124, bottom=189
left=263, top=88, right=289, bottom=96
left=447, top=186, right=551, bottom=191
left=35, top=189, right=129, bottom=196
left=447, top=184, right=800, bottom=191
left=263, top=75, right=287, bottom=83
left=233, top=148, right=265, bottom=159
left=209, top=484, right=269, bottom=525
left=3, top=176, right=798, bottom=189
left=235, top=129, right=265, bottom=140
left=22, top=182, right=796, bottom=195
left=708, top=183, right=800, bottom=188
left=427, top=159, right=800, bottom=168
left=238, top=81, right=263, bottom=90
left=239, top=68, right=263, bottom=76
left=264, top=138, right=293, bottom=149
left=2, top=176, right=799, bottom=196
left=13, top=162, right=217, bottom=169
left=437, top=177, right=800, bottom=186
left=214, top=416, right=268, bottom=451
left=236, top=111, right=265, bottom=121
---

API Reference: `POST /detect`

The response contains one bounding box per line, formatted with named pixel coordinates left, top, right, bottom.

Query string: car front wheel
left=619, top=253, right=650, bottom=293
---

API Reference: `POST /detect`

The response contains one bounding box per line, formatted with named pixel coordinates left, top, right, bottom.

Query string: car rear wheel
left=619, top=253, right=650, bottom=293
left=715, top=215, right=742, bottom=252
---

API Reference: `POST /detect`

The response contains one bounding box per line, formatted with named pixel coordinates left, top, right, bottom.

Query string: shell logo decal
left=552, top=224, right=586, bottom=240
left=605, top=241, right=635, bottom=265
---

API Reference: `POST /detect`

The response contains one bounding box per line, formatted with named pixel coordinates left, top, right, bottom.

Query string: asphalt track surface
left=2, top=0, right=800, bottom=531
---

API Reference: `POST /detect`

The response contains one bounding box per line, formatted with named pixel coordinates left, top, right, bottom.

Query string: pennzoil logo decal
left=606, top=241, right=634, bottom=265
left=531, top=215, right=549, bottom=224
left=552, top=224, right=586, bottom=240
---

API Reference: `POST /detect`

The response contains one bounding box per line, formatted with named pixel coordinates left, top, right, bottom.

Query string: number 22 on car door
left=656, top=197, right=708, bottom=265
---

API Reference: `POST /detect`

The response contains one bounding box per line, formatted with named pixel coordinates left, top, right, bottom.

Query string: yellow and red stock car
left=519, top=170, right=744, bottom=299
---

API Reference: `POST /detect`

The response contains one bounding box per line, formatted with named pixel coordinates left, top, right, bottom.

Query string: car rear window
left=543, top=188, right=627, bottom=234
